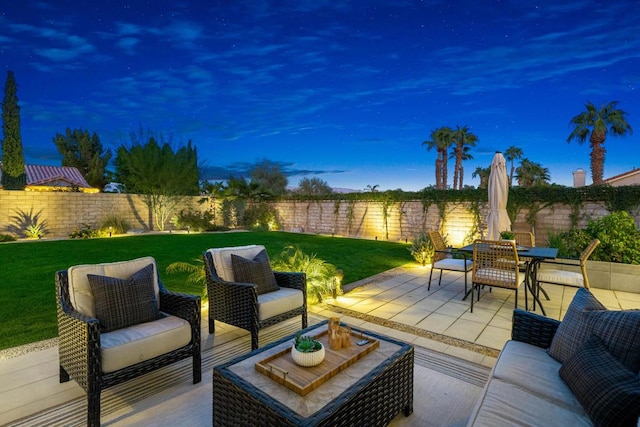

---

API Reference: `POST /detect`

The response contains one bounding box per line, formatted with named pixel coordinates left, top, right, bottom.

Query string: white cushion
left=433, top=258, right=472, bottom=271
left=475, top=268, right=524, bottom=286
left=257, top=287, right=303, bottom=321
left=100, top=314, right=191, bottom=373
left=206, top=245, right=265, bottom=282
left=68, top=257, right=159, bottom=318
left=468, top=378, right=591, bottom=427
left=492, top=340, right=584, bottom=412
left=537, top=269, right=584, bottom=287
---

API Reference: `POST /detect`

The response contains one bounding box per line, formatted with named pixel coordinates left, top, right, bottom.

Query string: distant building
left=603, top=168, right=640, bottom=187
left=0, top=164, right=99, bottom=193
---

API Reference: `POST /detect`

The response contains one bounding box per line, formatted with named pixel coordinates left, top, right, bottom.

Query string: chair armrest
left=158, top=283, right=201, bottom=326
left=511, top=309, right=561, bottom=349
left=274, top=271, right=306, bottom=291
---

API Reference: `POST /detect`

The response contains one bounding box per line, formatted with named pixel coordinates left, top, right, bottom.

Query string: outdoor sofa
left=467, top=288, right=640, bottom=426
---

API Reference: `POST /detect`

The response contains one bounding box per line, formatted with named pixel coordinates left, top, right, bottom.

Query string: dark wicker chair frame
left=56, top=270, right=202, bottom=427
left=203, top=251, right=307, bottom=351
left=511, top=309, right=561, bottom=349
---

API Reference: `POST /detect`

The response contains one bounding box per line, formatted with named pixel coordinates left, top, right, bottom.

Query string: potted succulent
left=291, top=332, right=325, bottom=367
left=500, top=230, right=516, bottom=243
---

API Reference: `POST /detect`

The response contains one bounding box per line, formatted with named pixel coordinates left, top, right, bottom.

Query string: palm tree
left=567, top=101, right=633, bottom=185
left=504, top=146, right=523, bottom=187
left=422, top=126, right=453, bottom=189
left=472, top=166, right=490, bottom=189
left=449, top=144, right=474, bottom=188
left=450, top=125, right=478, bottom=190
left=516, top=159, right=551, bottom=187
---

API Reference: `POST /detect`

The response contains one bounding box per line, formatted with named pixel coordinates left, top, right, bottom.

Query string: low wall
left=0, top=190, right=204, bottom=238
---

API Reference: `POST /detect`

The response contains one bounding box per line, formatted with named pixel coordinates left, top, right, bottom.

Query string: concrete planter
left=539, top=260, right=640, bottom=293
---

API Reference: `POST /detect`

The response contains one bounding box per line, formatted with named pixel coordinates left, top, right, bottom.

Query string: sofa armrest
left=511, top=309, right=561, bottom=349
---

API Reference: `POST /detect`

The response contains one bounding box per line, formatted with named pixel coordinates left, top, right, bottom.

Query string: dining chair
left=536, top=239, right=600, bottom=290
left=471, top=239, right=525, bottom=313
left=514, top=231, right=535, bottom=247
left=427, top=231, right=472, bottom=296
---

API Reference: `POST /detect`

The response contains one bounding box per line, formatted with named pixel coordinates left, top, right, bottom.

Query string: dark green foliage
left=242, top=203, right=281, bottom=230
left=1, top=70, right=26, bottom=190
left=0, top=234, right=16, bottom=242
left=249, top=159, right=288, bottom=196
left=586, top=211, right=640, bottom=264
left=297, top=177, right=333, bottom=195
left=68, top=223, right=105, bottom=239
left=53, top=128, right=112, bottom=189
left=171, top=208, right=219, bottom=232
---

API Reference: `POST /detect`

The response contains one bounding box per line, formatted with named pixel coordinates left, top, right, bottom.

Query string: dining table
left=458, top=243, right=558, bottom=316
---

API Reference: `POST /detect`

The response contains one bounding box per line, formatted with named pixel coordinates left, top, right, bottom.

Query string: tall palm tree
left=451, top=125, right=478, bottom=190
left=567, top=101, right=633, bottom=185
left=449, top=144, right=474, bottom=189
left=472, top=166, right=490, bottom=189
left=504, top=146, right=523, bottom=187
left=422, top=126, right=452, bottom=189
left=515, top=159, right=550, bottom=187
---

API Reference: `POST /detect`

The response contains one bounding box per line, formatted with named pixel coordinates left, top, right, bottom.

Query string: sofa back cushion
left=68, top=256, right=160, bottom=318
left=206, top=245, right=265, bottom=282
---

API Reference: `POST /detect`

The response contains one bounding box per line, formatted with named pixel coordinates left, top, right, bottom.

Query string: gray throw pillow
left=559, top=336, right=640, bottom=427
left=87, top=263, right=161, bottom=332
left=585, top=309, right=640, bottom=373
left=231, top=249, right=280, bottom=295
left=548, top=288, right=605, bottom=363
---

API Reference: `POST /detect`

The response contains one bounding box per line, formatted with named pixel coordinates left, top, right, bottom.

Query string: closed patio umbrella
left=486, top=151, right=511, bottom=240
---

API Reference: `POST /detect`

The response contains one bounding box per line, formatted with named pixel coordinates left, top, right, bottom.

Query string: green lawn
left=0, top=231, right=410, bottom=351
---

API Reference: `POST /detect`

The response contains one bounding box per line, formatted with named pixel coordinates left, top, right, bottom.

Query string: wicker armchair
left=471, top=239, right=525, bottom=313
left=203, top=245, right=307, bottom=350
left=56, top=257, right=201, bottom=427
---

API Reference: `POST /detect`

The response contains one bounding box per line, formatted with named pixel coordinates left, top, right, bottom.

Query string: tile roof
left=0, top=164, right=92, bottom=188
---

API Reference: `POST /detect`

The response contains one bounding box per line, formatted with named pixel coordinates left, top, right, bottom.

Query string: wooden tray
left=255, top=329, right=379, bottom=396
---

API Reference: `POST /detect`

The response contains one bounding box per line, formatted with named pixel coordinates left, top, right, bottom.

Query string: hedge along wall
left=0, top=190, right=206, bottom=238
left=1, top=189, right=637, bottom=244
left=270, top=199, right=636, bottom=247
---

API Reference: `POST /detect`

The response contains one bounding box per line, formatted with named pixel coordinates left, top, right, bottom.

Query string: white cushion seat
left=536, top=269, right=584, bottom=287
left=101, top=315, right=191, bottom=373
left=475, top=268, right=525, bottom=288
left=433, top=258, right=471, bottom=271
left=258, top=287, right=304, bottom=321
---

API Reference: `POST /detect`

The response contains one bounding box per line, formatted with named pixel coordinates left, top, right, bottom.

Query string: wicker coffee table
left=213, top=321, right=414, bottom=426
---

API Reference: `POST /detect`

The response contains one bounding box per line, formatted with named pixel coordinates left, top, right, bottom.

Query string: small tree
left=53, top=128, right=112, bottom=189
left=297, top=177, right=332, bottom=195
left=249, top=159, right=288, bottom=196
left=115, top=134, right=199, bottom=230
left=1, top=71, right=26, bottom=190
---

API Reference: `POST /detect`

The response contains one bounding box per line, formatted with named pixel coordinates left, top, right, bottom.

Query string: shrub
left=242, top=203, right=281, bottom=231
left=0, top=234, right=16, bottom=242
left=100, top=214, right=131, bottom=235
left=408, top=232, right=434, bottom=266
left=585, top=211, right=640, bottom=264
left=24, top=224, right=47, bottom=239
left=69, top=223, right=105, bottom=239
left=171, top=208, right=215, bottom=232
left=271, top=244, right=339, bottom=303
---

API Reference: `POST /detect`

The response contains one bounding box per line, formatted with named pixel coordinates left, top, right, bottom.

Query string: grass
left=0, top=231, right=410, bottom=351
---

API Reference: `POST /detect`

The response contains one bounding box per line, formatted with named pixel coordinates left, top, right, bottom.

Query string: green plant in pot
left=291, top=332, right=325, bottom=367
left=500, top=230, right=515, bottom=241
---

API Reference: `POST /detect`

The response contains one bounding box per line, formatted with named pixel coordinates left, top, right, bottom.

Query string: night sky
left=2, top=1, right=639, bottom=191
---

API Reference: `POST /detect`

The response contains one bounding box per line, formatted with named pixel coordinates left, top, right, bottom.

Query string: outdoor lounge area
left=1, top=262, right=638, bottom=426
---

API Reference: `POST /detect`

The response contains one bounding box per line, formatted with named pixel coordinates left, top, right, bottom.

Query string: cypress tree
left=1, top=70, right=26, bottom=190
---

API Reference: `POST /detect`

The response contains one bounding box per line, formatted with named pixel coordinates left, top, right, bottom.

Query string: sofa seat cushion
left=68, top=256, right=160, bottom=318
left=492, top=340, right=584, bottom=412
left=468, top=378, right=591, bottom=427
left=257, top=287, right=303, bottom=321
left=433, top=258, right=471, bottom=271
left=101, top=314, right=191, bottom=373
left=206, top=245, right=264, bottom=282
left=537, top=269, right=584, bottom=287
